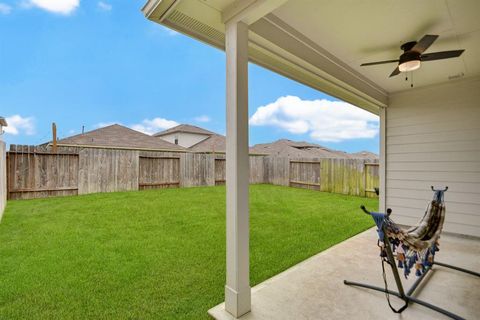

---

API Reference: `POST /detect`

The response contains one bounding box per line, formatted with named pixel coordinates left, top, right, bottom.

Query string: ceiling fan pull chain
left=411, top=72, right=414, bottom=88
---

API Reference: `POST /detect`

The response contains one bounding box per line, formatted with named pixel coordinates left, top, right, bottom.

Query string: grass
left=0, top=184, right=377, bottom=319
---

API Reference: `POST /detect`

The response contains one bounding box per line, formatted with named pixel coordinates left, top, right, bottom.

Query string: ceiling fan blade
left=421, top=50, right=465, bottom=61
left=412, top=34, right=439, bottom=53
left=361, top=59, right=399, bottom=66
left=389, top=66, right=400, bottom=78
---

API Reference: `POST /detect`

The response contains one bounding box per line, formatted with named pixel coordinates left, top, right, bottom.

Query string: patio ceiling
left=273, top=0, right=480, bottom=93
left=143, top=0, right=480, bottom=114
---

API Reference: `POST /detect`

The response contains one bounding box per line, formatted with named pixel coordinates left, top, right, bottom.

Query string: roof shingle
left=250, top=139, right=378, bottom=159
left=153, top=124, right=215, bottom=137
left=56, top=124, right=185, bottom=151
left=189, top=133, right=226, bottom=153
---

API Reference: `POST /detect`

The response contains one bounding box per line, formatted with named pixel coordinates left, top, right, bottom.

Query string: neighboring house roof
left=189, top=133, right=379, bottom=159
left=189, top=133, right=226, bottom=153
left=250, top=139, right=344, bottom=159
left=54, top=124, right=185, bottom=151
left=153, top=124, right=215, bottom=137
left=250, top=139, right=378, bottom=159
left=188, top=133, right=261, bottom=154
left=350, top=151, right=379, bottom=160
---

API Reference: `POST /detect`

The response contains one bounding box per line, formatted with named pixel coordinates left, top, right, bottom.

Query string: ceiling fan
left=360, top=34, right=465, bottom=77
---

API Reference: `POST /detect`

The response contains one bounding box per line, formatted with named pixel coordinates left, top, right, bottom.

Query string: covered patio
left=209, top=228, right=480, bottom=320
left=142, top=0, right=480, bottom=319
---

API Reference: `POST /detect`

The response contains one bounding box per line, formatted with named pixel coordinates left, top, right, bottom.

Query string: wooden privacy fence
left=364, top=162, right=380, bottom=197
left=78, top=148, right=139, bottom=194
left=287, top=159, right=379, bottom=197
left=214, top=158, right=225, bottom=185
left=213, top=156, right=275, bottom=186
left=289, top=160, right=321, bottom=190
left=139, top=155, right=180, bottom=190
left=7, top=145, right=79, bottom=199
left=0, top=141, right=6, bottom=218
left=6, top=145, right=379, bottom=200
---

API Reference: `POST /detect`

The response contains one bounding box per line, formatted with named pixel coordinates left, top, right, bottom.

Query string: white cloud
left=3, top=115, right=35, bottom=136
left=26, top=0, right=79, bottom=15
left=130, top=118, right=179, bottom=135
left=94, top=122, right=117, bottom=129
left=0, top=3, right=12, bottom=14
left=250, top=96, right=379, bottom=142
left=194, top=115, right=210, bottom=123
left=97, top=1, right=111, bottom=11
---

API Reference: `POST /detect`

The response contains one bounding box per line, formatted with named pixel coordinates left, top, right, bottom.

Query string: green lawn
left=0, top=184, right=377, bottom=319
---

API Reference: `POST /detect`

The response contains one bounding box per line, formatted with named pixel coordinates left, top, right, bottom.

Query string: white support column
left=379, top=106, right=387, bottom=213
left=224, top=20, right=251, bottom=318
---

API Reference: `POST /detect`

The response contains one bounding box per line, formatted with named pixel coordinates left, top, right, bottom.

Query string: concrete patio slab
left=209, top=228, right=480, bottom=320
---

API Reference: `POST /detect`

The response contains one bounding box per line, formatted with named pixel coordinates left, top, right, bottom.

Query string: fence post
left=0, top=141, right=6, bottom=220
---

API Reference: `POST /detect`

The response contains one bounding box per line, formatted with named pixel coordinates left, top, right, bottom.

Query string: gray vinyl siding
left=386, top=77, right=480, bottom=237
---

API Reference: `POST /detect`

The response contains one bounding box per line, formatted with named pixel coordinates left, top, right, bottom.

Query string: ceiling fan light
left=399, top=59, right=421, bottom=72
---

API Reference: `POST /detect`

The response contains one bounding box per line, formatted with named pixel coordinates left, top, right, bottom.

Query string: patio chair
left=344, top=186, right=479, bottom=320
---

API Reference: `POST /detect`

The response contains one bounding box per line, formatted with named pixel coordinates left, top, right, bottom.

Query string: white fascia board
left=248, top=41, right=382, bottom=114
left=251, top=15, right=387, bottom=109
left=142, top=0, right=178, bottom=22
left=222, top=0, right=288, bottom=25
left=142, top=0, right=387, bottom=113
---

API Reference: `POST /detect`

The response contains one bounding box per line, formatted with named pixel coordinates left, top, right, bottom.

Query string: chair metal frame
left=344, top=202, right=479, bottom=320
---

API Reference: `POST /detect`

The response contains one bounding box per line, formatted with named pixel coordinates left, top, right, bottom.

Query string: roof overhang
left=142, top=0, right=388, bottom=115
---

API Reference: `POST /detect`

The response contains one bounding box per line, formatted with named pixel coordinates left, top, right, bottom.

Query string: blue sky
left=0, top=0, right=379, bottom=153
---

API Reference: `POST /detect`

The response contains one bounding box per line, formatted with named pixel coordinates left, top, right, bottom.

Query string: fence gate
left=138, top=155, right=180, bottom=190
left=289, top=160, right=321, bottom=190
left=364, top=162, right=379, bottom=198
left=214, top=158, right=226, bottom=186
left=7, top=145, right=79, bottom=200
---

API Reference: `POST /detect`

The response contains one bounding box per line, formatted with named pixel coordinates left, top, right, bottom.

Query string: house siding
left=386, top=77, right=480, bottom=237
left=158, top=132, right=210, bottom=148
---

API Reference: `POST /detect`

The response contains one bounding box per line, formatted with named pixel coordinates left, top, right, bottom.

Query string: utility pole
left=52, top=122, right=57, bottom=153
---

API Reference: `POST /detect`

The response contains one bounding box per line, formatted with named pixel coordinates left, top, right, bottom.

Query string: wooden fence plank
left=289, top=158, right=321, bottom=190
left=138, top=156, right=180, bottom=190
left=180, top=153, right=215, bottom=187
left=7, top=145, right=79, bottom=200
left=6, top=145, right=379, bottom=199
left=214, top=158, right=226, bottom=185
left=77, top=148, right=138, bottom=195
left=365, top=163, right=380, bottom=198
